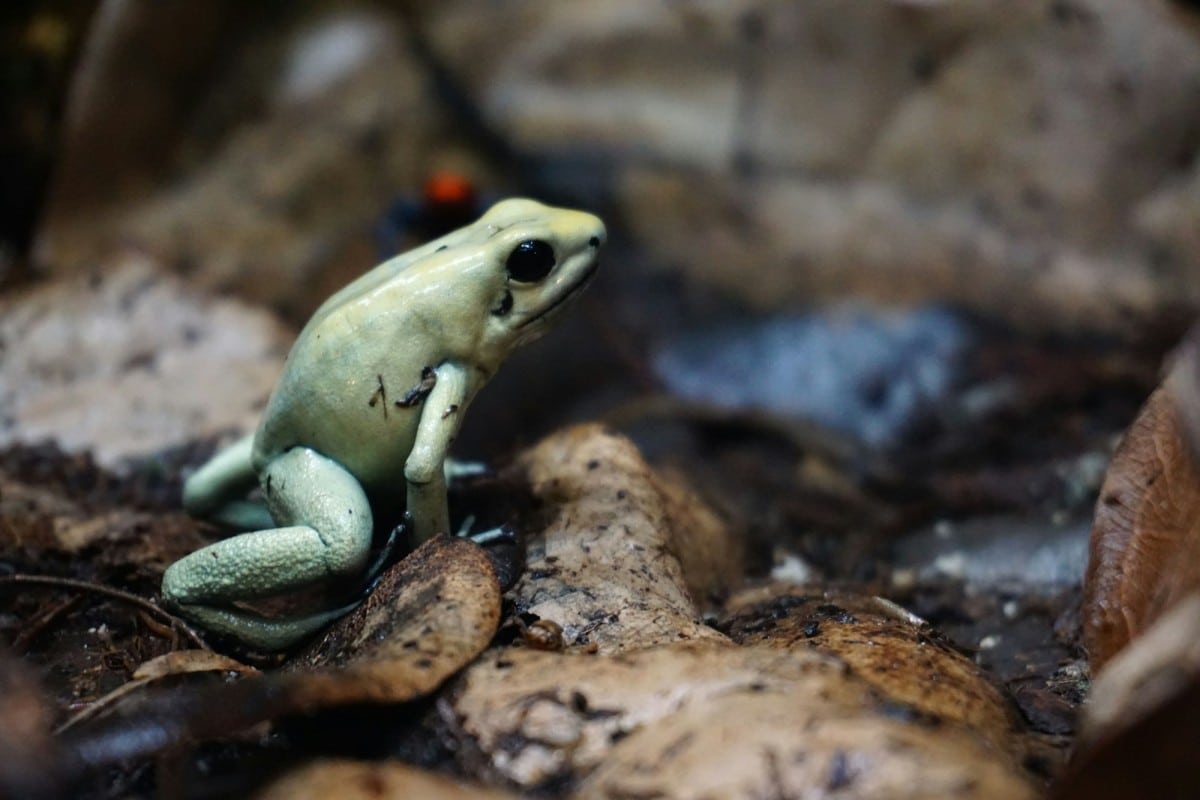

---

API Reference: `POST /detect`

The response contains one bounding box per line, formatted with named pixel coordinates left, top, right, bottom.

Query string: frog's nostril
left=588, top=236, right=601, bottom=249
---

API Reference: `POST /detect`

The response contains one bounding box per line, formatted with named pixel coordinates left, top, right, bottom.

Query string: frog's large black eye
left=506, top=240, right=556, bottom=282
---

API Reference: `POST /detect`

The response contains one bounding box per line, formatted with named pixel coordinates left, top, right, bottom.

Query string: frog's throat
left=518, top=260, right=600, bottom=328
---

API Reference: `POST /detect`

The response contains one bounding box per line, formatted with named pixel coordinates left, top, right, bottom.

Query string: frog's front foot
left=444, top=458, right=490, bottom=481
left=357, top=513, right=412, bottom=598
left=162, top=447, right=375, bottom=650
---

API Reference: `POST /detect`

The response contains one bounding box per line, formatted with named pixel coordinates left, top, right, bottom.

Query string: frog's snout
left=581, top=214, right=607, bottom=254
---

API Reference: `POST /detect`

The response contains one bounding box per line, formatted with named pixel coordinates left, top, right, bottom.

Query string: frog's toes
left=360, top=513, right=412, bottom=593
left=444, top=458, right=490, bottom=481
left=464, top=522, right=516, bottom=547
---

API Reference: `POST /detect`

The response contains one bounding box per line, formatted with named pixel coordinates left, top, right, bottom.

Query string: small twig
left=0, top=574, right=209, bottom=650
left=11, top=593, right=82, bottom=651
left=136, top=609, right=179, bottom=646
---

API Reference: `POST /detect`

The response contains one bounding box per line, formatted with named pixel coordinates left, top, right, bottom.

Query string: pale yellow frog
left=163, top=198, right=605, bottom=649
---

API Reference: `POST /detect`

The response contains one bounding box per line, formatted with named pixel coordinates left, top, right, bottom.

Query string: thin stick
left=0, top=574, right=209, bottom=650
left=11, top=593, right=81, bottom=651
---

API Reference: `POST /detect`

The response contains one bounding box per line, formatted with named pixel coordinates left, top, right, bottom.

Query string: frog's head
left=476, top=198, right=606, bottom=351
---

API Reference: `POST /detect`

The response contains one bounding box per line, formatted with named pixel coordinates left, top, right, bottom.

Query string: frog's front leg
left=405, top=362, right=470, bottom=543
left=162, top=447, right=373, bottom=649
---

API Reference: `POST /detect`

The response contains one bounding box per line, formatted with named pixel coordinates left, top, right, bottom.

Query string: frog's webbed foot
left=163, top=447, right=374, bottom=650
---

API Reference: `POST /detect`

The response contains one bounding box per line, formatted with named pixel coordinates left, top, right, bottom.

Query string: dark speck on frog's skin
left=491, top=290, right=514, bottom=317
left=395, top=366, right=437, bottom=408
left=369, top=374, right=389, bottom=419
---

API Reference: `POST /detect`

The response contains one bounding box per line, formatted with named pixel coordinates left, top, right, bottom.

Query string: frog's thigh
left=164, top=447, right=373, bottom=603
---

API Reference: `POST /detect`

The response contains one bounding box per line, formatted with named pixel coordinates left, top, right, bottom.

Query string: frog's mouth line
left=519, top=259, right=600, bottom=327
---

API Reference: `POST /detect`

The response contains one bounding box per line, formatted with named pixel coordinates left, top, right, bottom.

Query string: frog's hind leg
left=183, top=434, right=273, bottom=531
left=164, top=447, right=374, bottom=649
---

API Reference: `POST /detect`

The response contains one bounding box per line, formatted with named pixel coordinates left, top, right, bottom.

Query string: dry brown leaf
left=454, top=643, right=1035, bottom=798
left=1083, top=384, right=1200, bottom=672
left=576, top=690, right=1036, bottom=800
left=255, top=759, right=521, bottom=800
left=133, top=650, right=257, bottom=680
left=58, top=651, right=258, bottom=735
left=508, top=424, right=736, bottom=654
left=286, top=535, right=502, bottom=707
left=450, top=428, right=1035, bottom=797
left=722, top=586, right=1025, bottom=759
left=1055, top=597, right=1200, bottom=800
left=452, top=643, right=851, bottom=788
left=1078, top=594, right=1200, bottom=746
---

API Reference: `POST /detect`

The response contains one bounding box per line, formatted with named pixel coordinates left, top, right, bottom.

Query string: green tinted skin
left=163, top=199, right=605, bottom=649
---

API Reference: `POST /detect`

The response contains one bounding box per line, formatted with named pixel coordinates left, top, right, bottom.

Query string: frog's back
left=306, top=220, right=483, bottom=328
left=252, top=302, right=426, bottom=485
left=251, top=246, right=494, bottom=489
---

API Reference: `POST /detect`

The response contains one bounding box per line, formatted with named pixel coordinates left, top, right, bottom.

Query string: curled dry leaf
left=450, top=427, right=1036, bottom=797
left=577, top=689, right=1035, bottom=800
left=255, top=759, right=521, bottom=800
left=1084, top=382, right=1200, bottom=672
left=1077, top=594, right=1200, bottom=747
left=132, top=650, right=257, bottom=681
left=721, top=586, right=1026, bottom=760
left=454, top=644, right=848, bottom=788
left=579, top=584, right=1039, bottom=800
left=287, top=534, right=502, bottom=706
left=456, top=642, right=1035, bottom=798
left=58, top=651, right=259, bottom=735
left=1055, top=597, right=1200, bottom=800
left=508, top=424, right=737, bottom=653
